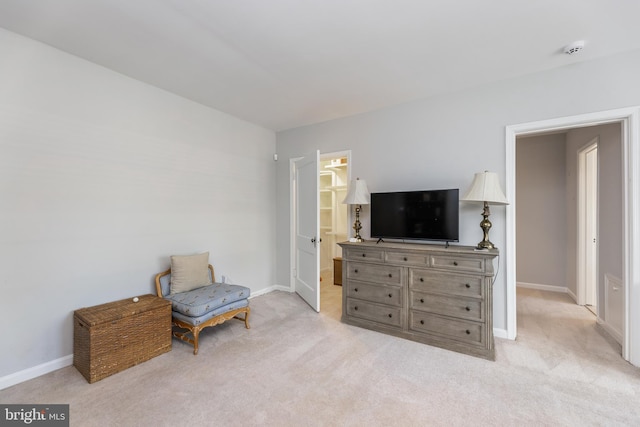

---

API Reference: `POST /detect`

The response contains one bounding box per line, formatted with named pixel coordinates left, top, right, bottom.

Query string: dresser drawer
left=409, top=312, right=485, bottom=346
left=344, top=247, right=384, bottom=262
left=410, top=291, right=484, bottom=322
left=409, top=269, right=483, bottom=298
left=346, top=298, right=402, bottom=327
left=384, top=251, right=429, bottom=267
left=346, top=281, right=402, bottom=306
left=347, top=262, right=403, bottom=285
left=430, top=255, right=486, bottom=273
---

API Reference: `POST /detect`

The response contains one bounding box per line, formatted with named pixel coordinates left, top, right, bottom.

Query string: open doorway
left=515, top=125, right=620, bottom=348
left=289, top=150, right=350, bottom=315
left=319, top=152, right=349, bottom=318
left=505, top=107, right=640, bottom=366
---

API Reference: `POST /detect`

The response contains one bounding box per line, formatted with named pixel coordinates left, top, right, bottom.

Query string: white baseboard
left=597, top=317, right=623, bottom=345
left=493, top=328, right=509, bottom=340
left=517, top=281, right=578, bottom=302
left=249, top=284, right=291, bottom=298
left=517, top=281, right=568, bottom=293
left=0, top=355, right=73, bottom=391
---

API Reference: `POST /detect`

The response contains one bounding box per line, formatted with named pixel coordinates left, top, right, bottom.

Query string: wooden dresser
left=338, top=241, right=498, bottom=360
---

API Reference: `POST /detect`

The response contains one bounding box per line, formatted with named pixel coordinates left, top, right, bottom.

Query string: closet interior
left=319, top=156, right=348, bottom=284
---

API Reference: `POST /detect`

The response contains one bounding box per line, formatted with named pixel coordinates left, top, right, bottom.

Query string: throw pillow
left=170, top=252, right=212, bottom=295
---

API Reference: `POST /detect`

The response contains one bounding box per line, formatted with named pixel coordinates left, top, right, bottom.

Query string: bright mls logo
left=1, top=405, right=69, bottom=426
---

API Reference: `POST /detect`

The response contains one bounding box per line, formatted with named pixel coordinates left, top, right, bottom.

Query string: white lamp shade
left=342, top=179, right=370, bottom=205
left=462, top=171, right=509, bottom=205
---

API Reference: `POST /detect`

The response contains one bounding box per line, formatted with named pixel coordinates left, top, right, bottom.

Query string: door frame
left=577, top=139, right=599, bottom=308
left=505, top=107, right=640, bottom=365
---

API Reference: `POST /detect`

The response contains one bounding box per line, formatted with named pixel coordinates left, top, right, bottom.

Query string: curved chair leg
left=244, top=307, right=251, bottom=329
left=192, top=327, right=200, bottom=355
left=174, top=306, right=250, bottom=355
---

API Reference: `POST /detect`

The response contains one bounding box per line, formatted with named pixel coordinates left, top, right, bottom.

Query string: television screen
left=370, top=189, right=459, bottom=242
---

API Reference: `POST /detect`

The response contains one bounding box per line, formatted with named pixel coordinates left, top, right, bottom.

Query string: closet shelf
left=324, top=163, right=348, bottom=172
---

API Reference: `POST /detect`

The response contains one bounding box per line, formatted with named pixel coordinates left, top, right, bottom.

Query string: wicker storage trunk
left=74, top=294, right=172, bottom=383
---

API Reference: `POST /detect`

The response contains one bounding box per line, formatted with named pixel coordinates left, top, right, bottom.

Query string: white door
left=293, top=151, right=320, bottom=311
left=585, top=145, right=598, bottom=308
left=578, top=139, right=598, bottom=309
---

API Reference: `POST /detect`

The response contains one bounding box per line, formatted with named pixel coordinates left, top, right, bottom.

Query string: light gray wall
left=516, top=133, right=567, bottom=288
left=0, top=28, right=276, bottom=378
left=276, top=48, right=640, bottom=334
left=565, top=123, right=623, bottom=319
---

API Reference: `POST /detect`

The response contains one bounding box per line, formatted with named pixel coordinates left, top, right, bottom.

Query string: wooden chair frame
left=154, top=264, right=250, bottom=355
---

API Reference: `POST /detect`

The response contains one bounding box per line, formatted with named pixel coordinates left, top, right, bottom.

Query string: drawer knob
left=453, top=261, right=458, bottom=266
left=388, top=273, right=393, bottom=278
left=465, top=329, right=471, bottom=335
left=420, top=278, right=424, bottom=282
left=465, top=284, right=471, bottom=289
left=354, top=269, right=358, bottom=273
left=403, top=257, right=407, bottom=261
left=354, top=306, right=358, bottom=311
left=362, top=253, right=366, bottom=257
left=388, top=314, right=392, bottom=318
left=420, top=320, right=424, bottom=325
left=354, top=288, right=358, bottom=292
left=420, top=298, right=424, bottom=303
left=388, top=293, right=393, bottom=298
left=465, top=306, right=471, bottom=311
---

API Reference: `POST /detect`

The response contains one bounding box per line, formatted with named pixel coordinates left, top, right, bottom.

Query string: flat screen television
left=370, top=189, right=459, bottom=242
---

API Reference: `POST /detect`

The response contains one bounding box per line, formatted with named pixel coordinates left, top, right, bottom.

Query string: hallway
left=508, top=287, right=628, bottom=384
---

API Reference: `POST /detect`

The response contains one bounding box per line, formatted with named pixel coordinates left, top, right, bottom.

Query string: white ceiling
left=1, top=0, right=640, bottom=131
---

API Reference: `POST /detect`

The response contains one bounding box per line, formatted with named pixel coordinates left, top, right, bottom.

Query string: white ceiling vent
left=564, top=40, right=585, bottom=55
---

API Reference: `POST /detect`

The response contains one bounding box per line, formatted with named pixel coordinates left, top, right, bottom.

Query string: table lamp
left=342, top=178, right=370, bottom=242
left=462, top=171, right=509, bottom=250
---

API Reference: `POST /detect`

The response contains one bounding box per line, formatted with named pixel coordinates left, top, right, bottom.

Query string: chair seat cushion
left=165, top=283, right=250, bottom=318
left=172, top=299, right=249, bottom=326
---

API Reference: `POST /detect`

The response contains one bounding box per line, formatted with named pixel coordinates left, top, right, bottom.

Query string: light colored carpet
left=2, top=284, right=639, bottom=426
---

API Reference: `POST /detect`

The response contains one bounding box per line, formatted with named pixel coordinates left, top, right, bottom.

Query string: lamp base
left=352, top=205, right=365, bottom=243
left=476, top=240, right=496, bottom=250
left=476, top=201, right=497, bottom=250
